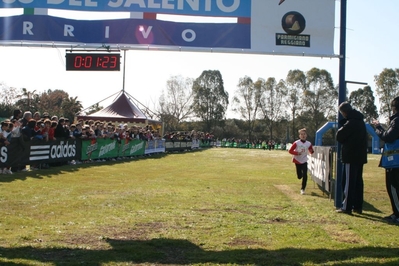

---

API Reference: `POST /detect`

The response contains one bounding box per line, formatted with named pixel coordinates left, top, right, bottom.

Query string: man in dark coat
left=336, top=101, right=368, bottom=214
left=54, top=117, right=67, bottom=139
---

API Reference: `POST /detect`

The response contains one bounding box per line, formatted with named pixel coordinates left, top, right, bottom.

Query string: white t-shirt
left=289, top=139, right=314, bottom=164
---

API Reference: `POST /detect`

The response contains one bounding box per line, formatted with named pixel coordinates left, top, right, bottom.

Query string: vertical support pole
left=122, top=50, right=127, bottom=93
left=335, top=0, right=347, bottom=208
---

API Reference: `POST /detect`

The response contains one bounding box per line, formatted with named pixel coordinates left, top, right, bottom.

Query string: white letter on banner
left=107, top=0, right=122, bottom=8
left=140, top=26, right=152, bottom=38
left=182, top=29, right=195, bottom=42
left=70, top=0, right=82, bottom=6
left=162, top=0, right=173, bottom=10
left=85, top=0, right=98, bottom=7
left=67, top=0, right=97, bottom=7
left=23, top=21, right=34, bottom=35
left=105, top=26, right=109, bottom=38
left=177, top=0, right=199, bottom=11
left=64, top=25, right=75, bottom=37
left=47, top=0, right=64, bottom=4
left=0, top=146, right=7, bottom=163
left=205, top=0, right=211, bottom=11
left=122, top=0, right=146, bottom=8
left=217, top=0, right=239, bottom=13
left=147, top=0, right=160, bottom=8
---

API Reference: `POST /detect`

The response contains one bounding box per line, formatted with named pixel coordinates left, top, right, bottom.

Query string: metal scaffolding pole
left=335, top=0, right=347, bottom=208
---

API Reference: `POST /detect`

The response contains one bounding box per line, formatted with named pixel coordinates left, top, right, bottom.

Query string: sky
left=0, top=0, right=398, bottom=121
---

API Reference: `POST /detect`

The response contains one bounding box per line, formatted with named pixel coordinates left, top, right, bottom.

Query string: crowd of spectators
left=220, top=138, right=285, bottom=150
left=161, top=132, right=285, bottom=150
left=1, top=109, right=162, bottom=142
left=0, top=109, right=164, bottom=174
left=163, top=130, right=214, bottom=143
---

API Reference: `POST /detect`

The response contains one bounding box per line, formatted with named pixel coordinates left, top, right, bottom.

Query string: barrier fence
left=0, top=138, right=159, bottom=168
left=0, top=138, right=206, bottom=168
left=0, top=138, right=286, bottom=167
left=197, top=140, right=287, bottom=150
left=0, top=138, right=82, bottom=167
left=308, top=146, right=334, bottom=196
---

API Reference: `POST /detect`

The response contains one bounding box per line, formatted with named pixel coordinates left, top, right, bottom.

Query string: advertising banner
left=308, top=146, right=332, bottom=194
left=0, top=0, right=336, bottom=56
left=0, top=137, right=81, bottom=167
left=144, top=139, right=165, bottom=154
left=0, top=15, right=250, bottom=49
left=164, top=140, right=194, bottom=152
left=81, top=138, right=145, bottom=160
left=123, top=138, right=146, bottom=157
left=0, top=137, right=152, bottom=167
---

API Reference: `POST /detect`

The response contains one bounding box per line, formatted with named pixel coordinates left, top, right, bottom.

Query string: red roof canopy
left=77, top=92, right=148, bottom=123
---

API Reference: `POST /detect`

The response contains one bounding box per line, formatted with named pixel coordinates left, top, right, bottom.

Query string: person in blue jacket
left=372, top=96, right=399, bottom=224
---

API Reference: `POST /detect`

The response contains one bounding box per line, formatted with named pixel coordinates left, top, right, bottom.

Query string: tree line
left=0, top=87, right=102, bottom=122
left=1, top=68, right=398, bottom=145
left=157, top=68, right=398, bottom=145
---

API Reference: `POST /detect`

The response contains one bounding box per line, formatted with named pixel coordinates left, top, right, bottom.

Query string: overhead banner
left=0, top=0, right=252, bottom=16
left=0, top=15, right=250, bottom=49
left=0, top=0, right=336, bottom=56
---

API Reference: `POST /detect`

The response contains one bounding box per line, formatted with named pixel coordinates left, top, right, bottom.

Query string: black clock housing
left=66, top=53, right=121, bottom=71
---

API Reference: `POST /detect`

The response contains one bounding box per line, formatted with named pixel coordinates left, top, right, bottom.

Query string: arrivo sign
left=65, top=52, right=121, bottom=71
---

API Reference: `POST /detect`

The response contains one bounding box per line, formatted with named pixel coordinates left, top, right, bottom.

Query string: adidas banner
left=1, top=137, right=81, bottom=167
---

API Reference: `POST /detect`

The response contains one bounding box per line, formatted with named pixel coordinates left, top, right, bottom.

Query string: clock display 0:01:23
left=66, top=53, right=121, bottom=71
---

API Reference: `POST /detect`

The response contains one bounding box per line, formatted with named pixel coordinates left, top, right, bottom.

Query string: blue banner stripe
left=0, top=0, right=251, bottom=17
left=0, top=15, right=250, bottom=49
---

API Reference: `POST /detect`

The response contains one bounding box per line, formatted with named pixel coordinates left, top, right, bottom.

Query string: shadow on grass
left=0, top=152, right=171, bottom=183
left=0, top=148, right=208, bottom=183
left=363, top=201, right=383, bottom=214
left=1, top=238, right=399, bottom=265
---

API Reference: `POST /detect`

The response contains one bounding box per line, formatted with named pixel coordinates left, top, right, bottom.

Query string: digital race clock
left=66, top=53, right=121, bottom=71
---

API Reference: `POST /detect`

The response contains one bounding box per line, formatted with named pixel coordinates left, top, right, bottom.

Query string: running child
left=288, top=128, right=314, bottom=195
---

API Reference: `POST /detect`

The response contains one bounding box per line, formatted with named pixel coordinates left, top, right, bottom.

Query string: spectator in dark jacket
left=336, top=102, right=368, bottom=215
left=73, top=123, right=83, bottom=138
left=54, top=117, right=68, bottom=138
left=11, top=109, right=22, bottom=121
left=21, top=119, right=39, bottom=141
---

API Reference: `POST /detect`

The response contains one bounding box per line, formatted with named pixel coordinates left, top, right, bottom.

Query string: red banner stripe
left=143, top=12, right=157, bottom=19
left=238, top=17, right=251, bottom=24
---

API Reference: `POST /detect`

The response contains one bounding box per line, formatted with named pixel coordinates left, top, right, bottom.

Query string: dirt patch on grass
left=228, top=237, right=264, bottom=247
left=274, top=184, right=305, bottom=203
left=60, top=222, right=168, bottom=249
left=323, top=224, right=368, bottom=244
left=195, top=207, right=253, bottom=215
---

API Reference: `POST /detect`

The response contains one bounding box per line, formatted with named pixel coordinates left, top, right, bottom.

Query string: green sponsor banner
left=119, top=139, right=146, bottom=157
left=81, top=139, right=145, bottom=160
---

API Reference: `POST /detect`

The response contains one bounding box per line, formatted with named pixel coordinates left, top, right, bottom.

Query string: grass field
left=0, top=148, right=398, bottom=266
